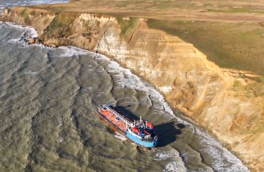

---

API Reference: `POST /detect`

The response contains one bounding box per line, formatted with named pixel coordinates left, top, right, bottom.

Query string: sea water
left=0, top=1, right=249, bottom=171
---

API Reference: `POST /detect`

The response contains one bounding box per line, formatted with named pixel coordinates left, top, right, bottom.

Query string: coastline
left=1, top=6, right=264, bottom=171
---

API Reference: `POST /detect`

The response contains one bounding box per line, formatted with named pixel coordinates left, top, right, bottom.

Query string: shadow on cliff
left=115, top=105, right=184, bottom=147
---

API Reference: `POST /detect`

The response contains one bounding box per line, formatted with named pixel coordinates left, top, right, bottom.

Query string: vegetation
left=231, top=76, right=264, bottom=97
left=20, top=8, right=31, bottom=25
left=34, top=0, right=264, bottom=76
left=29, top=10, right=36, bottom=15
left=147, top=19, right=264, bottom=76
left=43, top=18, right=49, bottom=25
left=42, top=13, right=77, bottom=38
left=259, top=77, right=264, bottom=83
left=116, top=17, right=140, bottom=40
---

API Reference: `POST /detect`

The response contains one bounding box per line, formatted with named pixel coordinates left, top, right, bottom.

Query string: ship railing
left=127, top=128, right=155, bottom=142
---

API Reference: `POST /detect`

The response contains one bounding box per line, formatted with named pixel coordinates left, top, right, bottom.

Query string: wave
left=2, top=22, right=249, bottom=172
left=114, top=132, right=127, bottom=141
left=2, top=22, right=38, bottom=44
left=154, top=149, right=187, bottom=172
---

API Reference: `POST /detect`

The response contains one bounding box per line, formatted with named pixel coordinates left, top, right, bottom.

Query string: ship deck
left=98, top=109, right=127, bottom=133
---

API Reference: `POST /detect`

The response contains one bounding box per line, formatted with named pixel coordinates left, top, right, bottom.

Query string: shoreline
left=1, top=6, right=264, bottom=171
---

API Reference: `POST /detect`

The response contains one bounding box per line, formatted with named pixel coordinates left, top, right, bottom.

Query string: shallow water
left=0, top=0, right=250, bottom=171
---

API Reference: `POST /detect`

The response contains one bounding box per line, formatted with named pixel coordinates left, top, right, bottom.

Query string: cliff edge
left=1, top=7, right=264, bottom=171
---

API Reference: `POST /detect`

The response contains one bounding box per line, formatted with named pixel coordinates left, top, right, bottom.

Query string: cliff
left=1, top=7, right=264, bottom=171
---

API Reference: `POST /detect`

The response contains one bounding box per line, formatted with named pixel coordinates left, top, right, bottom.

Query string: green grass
left=233, top=80, right=242, bottom=90
left=158, top=2, right=173, bottom=10
left=259, top=77, right=264, bottom=83
left=204, top=8, right=264, bottom=14
left=203, top=3, right=213, bottom=7
left=42, top=13, right=77, bottom=38
left=147, top=19, right=264, bottom=76
left=20, top=8, right=31, bottom=25
left=251, top=123, right=264, bottom=134
left=33, top=0, right=264, bottom=76
left=20, top=8, right=27, bottom=16
left=188, top=3, right=196, bottom=8
left=29, top=10, right=36, bottom=15
left=43, top=18, right=49, bottom=25
left=116, top=17, right=140, bottom=40
left=252, top=77, right=264, bottom=84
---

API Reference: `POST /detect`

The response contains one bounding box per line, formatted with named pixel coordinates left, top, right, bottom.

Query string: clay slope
left=1, top=7, right=264, bottom=171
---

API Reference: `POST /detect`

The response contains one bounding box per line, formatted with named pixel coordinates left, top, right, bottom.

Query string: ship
left=95, top=104, right=158, bottom=148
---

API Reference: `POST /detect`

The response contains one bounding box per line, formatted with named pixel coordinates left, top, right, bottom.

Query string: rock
left=28, top=37, right=43, bottom=44
left=2, top=8, right=10, bottom=15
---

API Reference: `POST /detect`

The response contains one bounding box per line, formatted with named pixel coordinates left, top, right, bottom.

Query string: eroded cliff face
left=1, top=7, right=264, bottom=171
